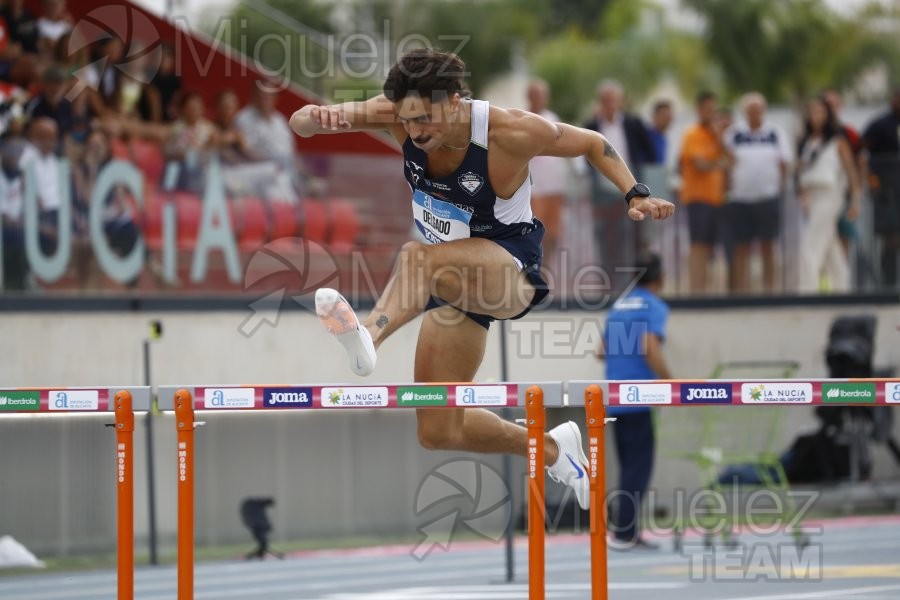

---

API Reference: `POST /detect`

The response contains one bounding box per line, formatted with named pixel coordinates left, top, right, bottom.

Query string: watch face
left=635, top=183, right=651, bottom=196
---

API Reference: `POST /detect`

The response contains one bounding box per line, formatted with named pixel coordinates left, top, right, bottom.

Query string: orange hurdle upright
left=525, top=385, right=546, bottom=600
left=585, top=384, right=609, bottom=600
left=175, top=389, right=196, bottom=600
left=114, top=390, right=135, bottom=600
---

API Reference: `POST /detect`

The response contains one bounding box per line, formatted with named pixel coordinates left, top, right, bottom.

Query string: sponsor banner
left=203, top=387, right=256, bottom=409
left=454, top=385, right=509, bottom=406
left=886, top=382, right=900, bottom=404
left=321, top=387, right=389, bottom=408
left=49, top=389, right=100, bottom=411
left=397, top=386, right=448, bottom=407
left=679, top=383, right=733, bottom=405
left=263, top=387, right=313, bottom=408
left=741, top=382, right=813, bottom=404
left=616, top=383, right=672, bottom=405
left=0, top=390, right=41, bottom=411
left=822, top=382, right=876, bottom=404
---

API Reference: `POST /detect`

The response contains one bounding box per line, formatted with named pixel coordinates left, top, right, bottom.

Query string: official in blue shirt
left=598, top=253, right=672, bottom=548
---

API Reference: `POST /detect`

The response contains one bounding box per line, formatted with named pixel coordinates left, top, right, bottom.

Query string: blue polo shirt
left=602, top=287, right=669, bottom=414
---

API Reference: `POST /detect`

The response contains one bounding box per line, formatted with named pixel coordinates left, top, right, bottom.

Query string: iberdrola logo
left=749, top=385, right=764, bottom=401
left=328, top=390, right=343, bottom=405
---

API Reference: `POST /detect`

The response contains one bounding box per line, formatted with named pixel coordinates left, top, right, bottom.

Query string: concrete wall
left=0, top=303, right=898, bottom=555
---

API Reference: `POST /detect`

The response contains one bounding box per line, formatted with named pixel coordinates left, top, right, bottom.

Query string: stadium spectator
left=5, top=51, right=38, bottom=94
left=24, top=63, right=72, bottom=136
left=0, top=56, right=31, bottom=137
left=213, top=88, right=295, bottom=202
left=647, top=99, right=673, bottom=164
left=824, top=89, right=864, bottom=259
left=0, top=136, right=28, bottom=289
left=20, top=116, right=62, bottom=254
left=89, top=37, right=125, bottom=114
left=214, top=89, right=254, bottom=165
left=796, top=95, right=862, bottom=293
left=164, top=91, right=215, bottom=193
left=119, top=50, right=162, bottom=123
left=236, top=84, right=295, bottom=171
left=235, top=83, right=303, bottom=201
left=2, top=0, right=38, bottom=55
left=678, top=91, right=732, bottom=294
left=35, top=0, right=71, bottom=59
left=149, top=43, right=181, bottom=122
left=724, top=92, right=791, bottom=293
left=598, top=252, right=671, bottom=549
left=72, top=128, right=138, bottom=287
left=526, top=78, right=568, bottom=274
left=583, top=79, right=656, bottom=289
left=0, top=3, right=20, bottom=68
left=861, top=88, right=900, bottom=288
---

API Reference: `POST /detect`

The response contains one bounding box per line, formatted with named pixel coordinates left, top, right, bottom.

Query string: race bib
left=412, top=190, right=472, bottom=244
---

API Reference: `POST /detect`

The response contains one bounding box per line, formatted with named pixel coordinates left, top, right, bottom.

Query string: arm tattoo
left=603, top=140, right=622, bottom=161
left=375, top=315, right=389, bottom=329
left=555, top=124, right=564, bottom=140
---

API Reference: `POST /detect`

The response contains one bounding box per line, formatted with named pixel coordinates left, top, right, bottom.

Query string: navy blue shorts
left=424, top=220, right=550, bottom=330
left=726, top=198, right=780, bottom=243
left=686, top=203, right=724, bottom=246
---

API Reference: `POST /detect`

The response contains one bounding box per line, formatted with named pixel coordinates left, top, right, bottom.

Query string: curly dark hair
left=382, top=48, right=471, bottom=103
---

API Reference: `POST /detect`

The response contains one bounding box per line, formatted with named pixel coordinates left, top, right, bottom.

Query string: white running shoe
left=547, top=421, right=591, bottom=510
left=315, top=288, right=377, bottom=377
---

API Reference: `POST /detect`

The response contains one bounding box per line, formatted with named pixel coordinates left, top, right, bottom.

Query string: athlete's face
left=395, top=93, right=460, bottom=154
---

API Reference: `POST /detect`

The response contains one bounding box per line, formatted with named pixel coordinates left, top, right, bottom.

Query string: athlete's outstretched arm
left=498, top=110, right=674, bottom=221
left=289, top=94, right=400, bottom=137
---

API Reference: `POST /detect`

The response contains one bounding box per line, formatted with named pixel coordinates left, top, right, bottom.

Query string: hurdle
left=0, top=386, right=152, bottom=600
left=158, top=382, right=572, bottom=600
left=156, top=377, right=899, bottom=600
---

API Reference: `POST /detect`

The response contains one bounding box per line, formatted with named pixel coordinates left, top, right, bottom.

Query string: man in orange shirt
left=679, top=91, right=732, bottom=293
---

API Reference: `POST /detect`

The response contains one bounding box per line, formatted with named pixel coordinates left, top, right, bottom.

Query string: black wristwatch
left=624, top=183, right=651, bottom=207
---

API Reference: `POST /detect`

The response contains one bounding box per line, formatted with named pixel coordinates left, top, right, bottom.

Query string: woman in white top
left=796, top=96, right=862, bottom=293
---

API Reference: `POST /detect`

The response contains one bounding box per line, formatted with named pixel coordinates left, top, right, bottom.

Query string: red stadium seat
left=329, top=199, right=359, bottom=252
left=139, top=185, right=163, bottom=249
left=269, top=201, right=299, bottom=240
left=301, top=199, right=328, bottom=244
left=174, top=192, right=203, bottom=249
left=110, top=137, right=130, bottom=160
left=130, top=138, right=166, bottom=184
left=139, top=191, right=203, bottom=251
left=235, top=196, right=269, bottom=251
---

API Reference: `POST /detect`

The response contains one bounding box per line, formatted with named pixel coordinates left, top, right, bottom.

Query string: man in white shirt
left=526, top=78, right=568, bottom=273
left=235, top=84, right=296, bottom=170
left=725, top=92, right=791, bottom=293
left=235, top=84, right=301, bottom=202
left=20, top=117, right=63, bottom=254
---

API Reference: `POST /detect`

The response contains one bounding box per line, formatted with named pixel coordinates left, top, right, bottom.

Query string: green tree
left=209, top=0, right=337, bottom=97
left=682, top=0, right=900, bottom=101
left=377, top=0, right=541, bottom=96
left=530, top=1, right=709, bottom=122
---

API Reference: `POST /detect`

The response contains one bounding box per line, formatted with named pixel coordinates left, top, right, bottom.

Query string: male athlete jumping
left=290, top=49, right=674, bottom=509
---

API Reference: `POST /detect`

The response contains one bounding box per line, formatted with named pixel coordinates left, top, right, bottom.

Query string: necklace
left=441, top=141, right=470, bottom=151
left=441, top=103, right=471, bottom=151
